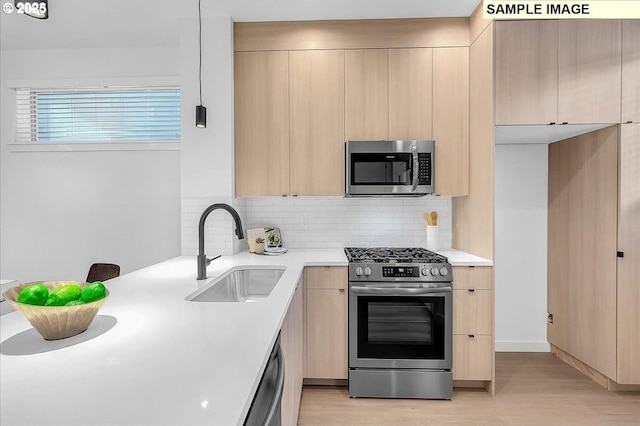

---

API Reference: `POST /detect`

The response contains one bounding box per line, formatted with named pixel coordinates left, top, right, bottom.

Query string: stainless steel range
left=345, top=247, right=452, bottom=400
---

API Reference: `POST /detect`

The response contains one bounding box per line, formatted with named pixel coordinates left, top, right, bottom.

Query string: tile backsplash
left=182, top=196, right=451, bottom=255
left=182, top=197, right=247, bottom=256
left=244, top=196, right=452, bottom=250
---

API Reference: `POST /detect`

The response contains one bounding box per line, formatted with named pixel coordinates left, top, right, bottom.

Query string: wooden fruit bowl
left=4, top=281, right=109, bottom=340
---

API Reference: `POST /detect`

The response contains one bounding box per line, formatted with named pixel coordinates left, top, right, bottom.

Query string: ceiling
left=0, top=0, right=481, bottom=50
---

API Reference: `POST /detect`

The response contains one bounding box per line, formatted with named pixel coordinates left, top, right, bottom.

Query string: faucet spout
left=197, top=203, right=245, bottom=280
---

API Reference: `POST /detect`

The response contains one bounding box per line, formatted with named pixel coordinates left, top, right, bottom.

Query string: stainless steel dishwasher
left=244, top=333, right=285, bottom=426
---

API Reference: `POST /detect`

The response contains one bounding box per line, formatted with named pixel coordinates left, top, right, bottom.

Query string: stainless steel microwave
left=345, top=140, right=435, bottom=196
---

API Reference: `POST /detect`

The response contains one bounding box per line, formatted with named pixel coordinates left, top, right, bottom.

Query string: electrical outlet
left=547, top=313, right=553, bottom=324
left=301, top=215, right=309, bottom=228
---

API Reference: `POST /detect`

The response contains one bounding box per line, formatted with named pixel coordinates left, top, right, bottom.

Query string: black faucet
left=197, top=203, right=245, bottom=280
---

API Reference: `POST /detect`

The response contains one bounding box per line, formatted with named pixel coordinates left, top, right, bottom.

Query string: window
left=14, top=87, right=181, bottom=143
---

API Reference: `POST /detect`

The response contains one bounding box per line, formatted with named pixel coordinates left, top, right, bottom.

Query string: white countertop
left=437, top=249, right=493, bottom=267
left=0, top=248, right=490, bottom=426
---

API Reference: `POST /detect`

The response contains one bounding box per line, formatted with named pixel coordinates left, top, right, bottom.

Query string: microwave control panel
left=418, top=154, right=432, bottom=185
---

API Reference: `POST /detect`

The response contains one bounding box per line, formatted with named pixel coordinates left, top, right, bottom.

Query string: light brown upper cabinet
left=558, top=20, right=622, bottom=124
left=235, top=51, right=290, bottom=197
left=622, top=20, right=640, bottom=124
left=388, top=48, right=433, bottom=140
left=433, top=47, right=470, bottom=195
left=495, top=20, right=558, bottom=125
left=495, top=20, right=622, bottom=126
left=345, top=49, right=389, bottom=140
left=290, top=50, right=345, bottom=196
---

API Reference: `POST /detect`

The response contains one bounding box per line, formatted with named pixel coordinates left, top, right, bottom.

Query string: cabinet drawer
left=452, top=266, right=492, bottom=290
left=305, top=266, right=348, bottom=289
left=453, top=334, right=492, bottom=381
left=453, top=289, right=492, bottom=335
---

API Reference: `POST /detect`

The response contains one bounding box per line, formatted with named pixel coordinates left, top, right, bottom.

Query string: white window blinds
left=14, top=87, right=181, bottom=143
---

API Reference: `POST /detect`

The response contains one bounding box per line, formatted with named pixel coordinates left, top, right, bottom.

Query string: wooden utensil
left=423, top=212, right=431, bottom=225
left=431, top=211, right=438, bottom=226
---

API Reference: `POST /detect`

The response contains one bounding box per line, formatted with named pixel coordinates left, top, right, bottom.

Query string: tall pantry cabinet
left=494, top=17, right=640, bottom=387
left=617, top=123, right=640, bottom=384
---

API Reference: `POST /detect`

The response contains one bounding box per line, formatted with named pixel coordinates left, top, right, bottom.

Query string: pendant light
left=195, top=0, right=206, bottom=128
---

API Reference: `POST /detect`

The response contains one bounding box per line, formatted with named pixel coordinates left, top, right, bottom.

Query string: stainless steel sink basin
left=187, top=267, right=285, bottom=302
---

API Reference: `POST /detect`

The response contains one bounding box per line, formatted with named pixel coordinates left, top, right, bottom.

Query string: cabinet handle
left=468, top=289, right=475, bottom=293
left=561, top=122, right=568, bottom=125
left=468, top=334, right=475, bottom=338
left=549, top=122, right=556, bottom=125
left=626, top=120, right=633, bottom=124
left=281, top=194, right=287, bottom=197
left=339, top=288, right=345, bottom=293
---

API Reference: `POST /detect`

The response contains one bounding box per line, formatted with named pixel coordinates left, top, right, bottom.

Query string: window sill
left=8, top=142, right=181, bottom=153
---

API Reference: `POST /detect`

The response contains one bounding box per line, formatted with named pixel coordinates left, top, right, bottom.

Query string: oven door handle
left=350, top=286, right=452, bottom=296
left=411, top=145, right=419, bottom=191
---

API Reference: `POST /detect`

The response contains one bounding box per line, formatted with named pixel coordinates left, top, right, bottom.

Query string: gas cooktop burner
left=344, top=247, right=448, bottom=264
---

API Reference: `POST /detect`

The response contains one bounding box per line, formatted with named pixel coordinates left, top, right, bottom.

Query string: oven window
left=357, top=296, right=445, bottom=360
left=351, top=153, right=412, bottom=185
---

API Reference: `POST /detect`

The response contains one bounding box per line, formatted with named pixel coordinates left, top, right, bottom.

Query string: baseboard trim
left=550, top=344, right=610, bottom=388
left=495, top=340, right=550, bottom=352
left=550, top=345, right=640, bottom=391
left=303, top=378, right=348, bottom=387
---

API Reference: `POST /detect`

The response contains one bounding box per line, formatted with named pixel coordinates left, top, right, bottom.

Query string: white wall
left=178, top=16, right=247, bottom=257
left=495, top=144, right=549, bottom=352
left=0, top=47, right=182, bottom=283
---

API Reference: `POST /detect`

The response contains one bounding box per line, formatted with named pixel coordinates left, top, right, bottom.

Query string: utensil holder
left=426, top=225, right=439, bottom=251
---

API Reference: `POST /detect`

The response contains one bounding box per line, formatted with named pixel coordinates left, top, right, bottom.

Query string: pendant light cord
left=198, top=0, right=203, bottom=106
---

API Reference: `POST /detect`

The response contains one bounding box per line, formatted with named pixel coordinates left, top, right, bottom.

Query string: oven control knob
left=439, top=267, right=449, bottom=276
left=355, top=267, right=363, bottom=276
left=364, top=267, right=372, bottom=276
left=421, top=267, right=430, bottom=276
left=430, top=267, right=440, bottom=276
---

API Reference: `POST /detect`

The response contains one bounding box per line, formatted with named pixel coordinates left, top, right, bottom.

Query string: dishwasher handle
left=350, top=286, right=451, bottom=296
left=264, top=341, right=285, bottom=426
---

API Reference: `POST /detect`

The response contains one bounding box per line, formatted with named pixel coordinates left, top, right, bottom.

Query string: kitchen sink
left=186, top=267, right=285, bottom=302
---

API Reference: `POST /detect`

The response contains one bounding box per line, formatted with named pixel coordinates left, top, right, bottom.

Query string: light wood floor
left=298, top=353, right=640, bottom=425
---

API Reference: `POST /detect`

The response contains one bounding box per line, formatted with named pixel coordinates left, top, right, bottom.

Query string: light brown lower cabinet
left=452, top=266, right=494, bottom=383
left=304, top=266, right=348, bottom=380
left=280, top=276, right=304, bottom=425
left=453, top=335, right=493, bottom=381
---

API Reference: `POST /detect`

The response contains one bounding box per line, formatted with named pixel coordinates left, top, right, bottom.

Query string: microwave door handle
left=411, top=145, right=419, bottom=191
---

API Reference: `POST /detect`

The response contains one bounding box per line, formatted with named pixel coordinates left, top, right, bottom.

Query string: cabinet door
left=388, top=48, right=433, bottom=140
left=453, top=290, right=492, bottom=335
left=433, top=47, right=470, bottom=195
left=290, top=50, right=345, bottom=196
left=305, top=267, right=348, bottom=379
left=617, top=124, right=640, bottom=384
left=281, top=277, right=304, bottom=425
left=622, top=20, right=640, bottom=124
left=345, top=49, right=389, bottom=140
left=453, top=335, right=492, bottom=381
left=547, top=126, right=618, bottom=379
left=558, top=20, right=622, bottom=124
left=235, top=51, right=290, bottom=196
left=495, top=20, right=558, bottom=125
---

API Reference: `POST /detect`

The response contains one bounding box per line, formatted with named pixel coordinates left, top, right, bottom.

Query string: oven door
left=349, top=283, right=452, bottom=370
